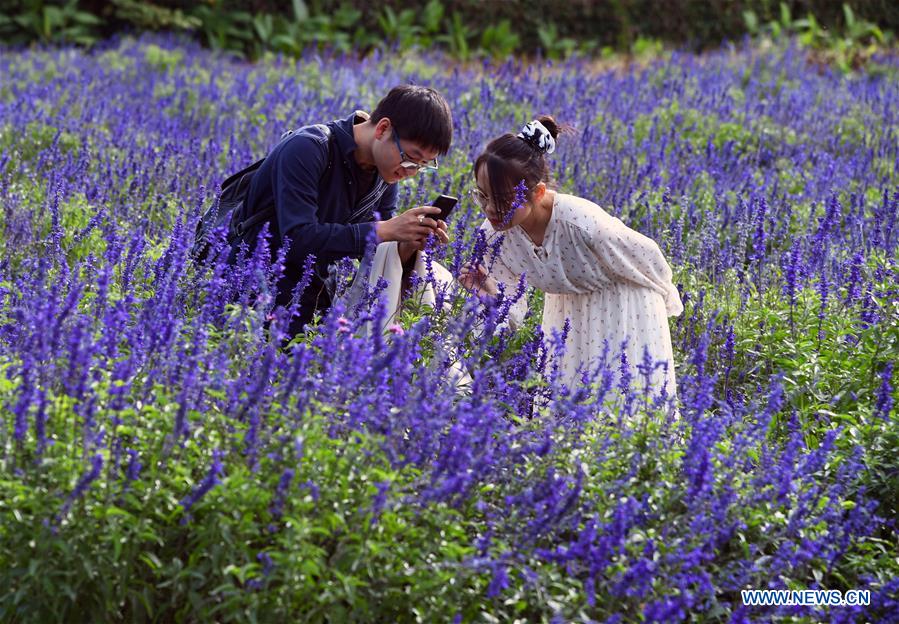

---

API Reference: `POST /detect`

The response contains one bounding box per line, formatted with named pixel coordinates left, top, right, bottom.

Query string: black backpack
left=191, top=125, right=335, bottom=263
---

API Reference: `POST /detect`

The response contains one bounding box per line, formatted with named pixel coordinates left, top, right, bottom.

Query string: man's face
left=374, top=120, right=440, bottom=184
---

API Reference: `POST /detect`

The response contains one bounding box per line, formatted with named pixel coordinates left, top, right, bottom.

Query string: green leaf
left=422, top=0, right=444, bottom=34
left=743, top=9, right=759, bottom=34
left=140, top=552, right=162, bottom=573
left=292, top=0, right=309, bottom=22
left=843, top=3, right=856, bottom=30
left=779, top=2, right=792, bottom=29
left=102, top=505, right=132, bottom=518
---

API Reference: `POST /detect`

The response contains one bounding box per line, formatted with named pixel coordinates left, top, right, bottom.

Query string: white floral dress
left=481, top=192, right=683, bottom=397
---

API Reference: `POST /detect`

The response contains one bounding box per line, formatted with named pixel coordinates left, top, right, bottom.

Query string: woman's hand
left=459, top=263, right=498, bottom=297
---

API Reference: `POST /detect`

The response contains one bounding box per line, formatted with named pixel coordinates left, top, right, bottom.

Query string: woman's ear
left=532, top=182, right=547, bottom=204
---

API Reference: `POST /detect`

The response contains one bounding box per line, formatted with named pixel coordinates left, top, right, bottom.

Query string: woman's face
left=475, top=165, right=531, bottom=231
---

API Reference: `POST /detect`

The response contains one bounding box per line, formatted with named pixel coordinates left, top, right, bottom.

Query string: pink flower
left=387, top=324, right=405, bottom=335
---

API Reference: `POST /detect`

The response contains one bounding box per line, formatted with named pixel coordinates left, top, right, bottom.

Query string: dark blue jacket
left=239, top=111, right=398, bottom=325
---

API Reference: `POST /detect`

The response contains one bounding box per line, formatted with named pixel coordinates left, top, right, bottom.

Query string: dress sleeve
left=588, top=215, right=683, bottom=316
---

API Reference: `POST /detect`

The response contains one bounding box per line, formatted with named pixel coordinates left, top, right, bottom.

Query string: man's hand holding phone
left=382, top=194, right=457, bottom=262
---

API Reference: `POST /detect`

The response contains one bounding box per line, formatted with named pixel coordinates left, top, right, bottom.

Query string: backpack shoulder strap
left=232, top=124, right=337, bottom=238
left=220, top=158, right=264, bottom=193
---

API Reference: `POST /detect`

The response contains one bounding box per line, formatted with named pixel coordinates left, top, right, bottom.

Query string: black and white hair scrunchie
left=517, top=120, right=556, bottom=154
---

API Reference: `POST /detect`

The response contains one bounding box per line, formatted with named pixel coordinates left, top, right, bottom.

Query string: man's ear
left=373, top=118, right=391, bottom=140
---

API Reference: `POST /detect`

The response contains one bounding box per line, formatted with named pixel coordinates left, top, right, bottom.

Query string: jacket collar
left=332, top=110, right=370, bottom=162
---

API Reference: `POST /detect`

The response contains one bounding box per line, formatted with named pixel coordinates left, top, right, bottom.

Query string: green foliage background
left=1, top=0, right=897, bottom=62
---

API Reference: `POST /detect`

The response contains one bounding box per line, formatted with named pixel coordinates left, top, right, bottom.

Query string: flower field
left=1, top=35, right=898, bottom=622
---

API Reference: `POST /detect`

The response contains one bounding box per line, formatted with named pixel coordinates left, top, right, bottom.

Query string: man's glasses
left=392, top=129, right=438, bottom=172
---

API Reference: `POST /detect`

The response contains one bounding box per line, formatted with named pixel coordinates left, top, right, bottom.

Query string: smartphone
left=431, top=194, right=458, bottom=222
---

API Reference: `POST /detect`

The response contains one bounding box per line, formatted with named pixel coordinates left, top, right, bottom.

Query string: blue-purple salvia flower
left=125, top=449, right=142, bottom=481
left=56, top=453, right=104, bottom=524
left=874, top=362, right=894, bottom=419
left=269, top=467, right=294, bottom=523
left=1, top=35, right=896, bottom=622
left=180, top=450, right=224, bottom=515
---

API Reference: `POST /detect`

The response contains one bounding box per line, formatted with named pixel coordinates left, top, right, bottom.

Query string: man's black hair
left=370, top=85, right=453, bottom=155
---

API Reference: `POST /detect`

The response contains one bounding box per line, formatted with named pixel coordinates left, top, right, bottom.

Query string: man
left=234, top=85, right=453, bottom=333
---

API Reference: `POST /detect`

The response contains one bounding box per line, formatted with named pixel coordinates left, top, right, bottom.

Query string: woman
left=459, top=117, right=683, bottom=401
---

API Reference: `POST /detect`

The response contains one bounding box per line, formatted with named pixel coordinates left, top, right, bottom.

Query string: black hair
left=474, top=115, right=563, bottom=215
left=370, top=85, right=453, bottom=155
